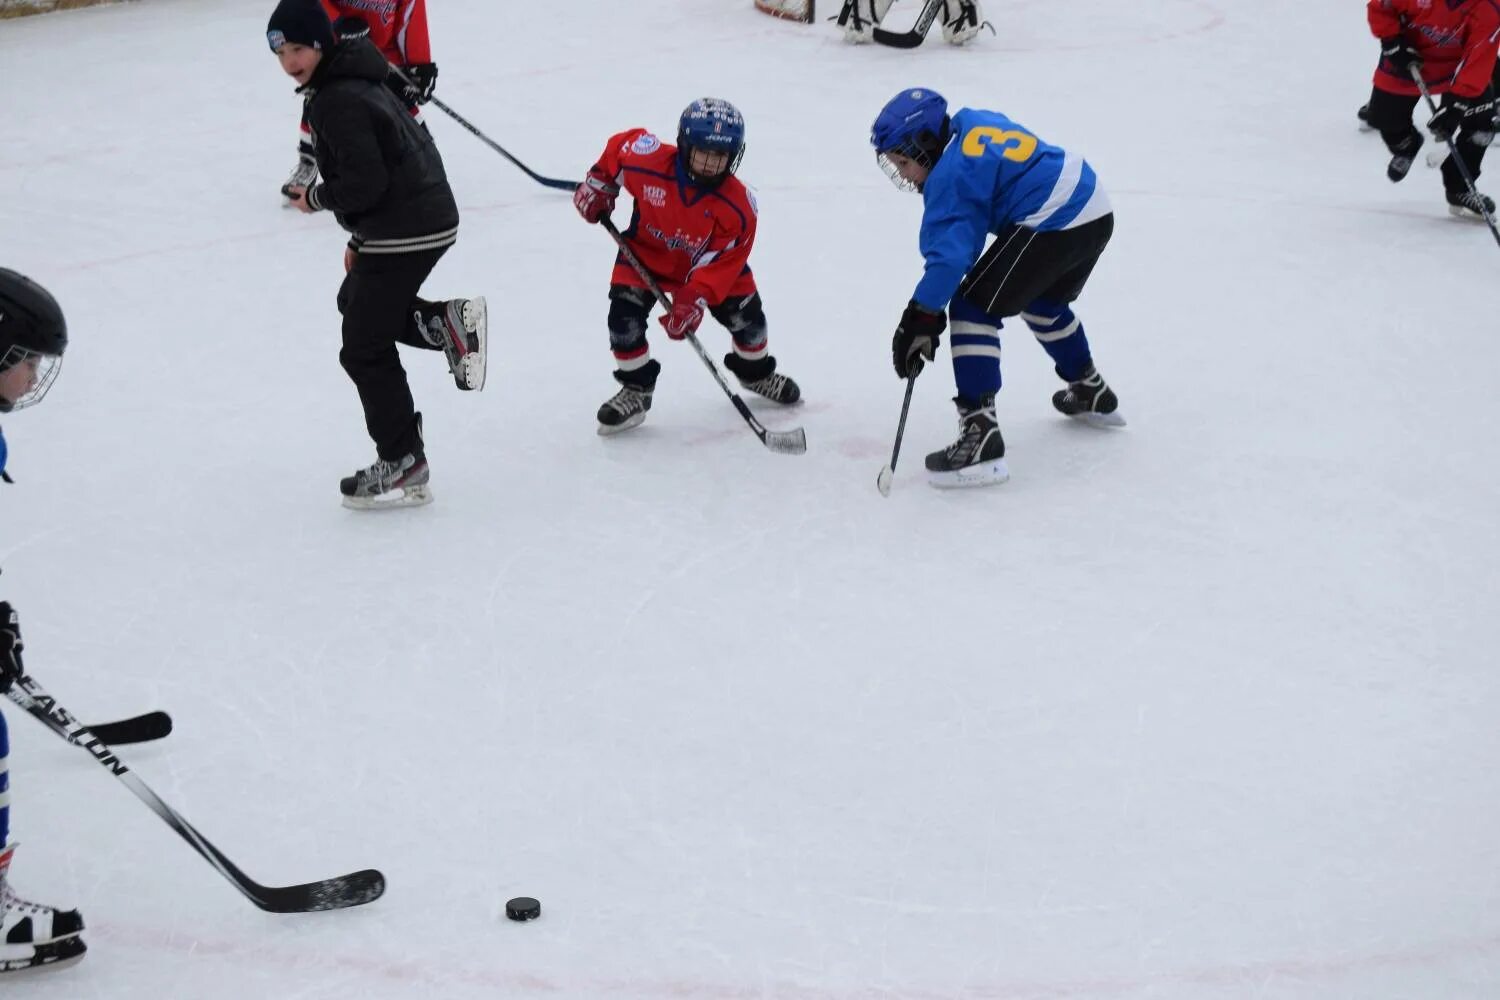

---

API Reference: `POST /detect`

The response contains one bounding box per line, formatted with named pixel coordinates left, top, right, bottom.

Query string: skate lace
left=1, top=881, right=54, bottom=918
left=608, top=386, right=646, bottom=414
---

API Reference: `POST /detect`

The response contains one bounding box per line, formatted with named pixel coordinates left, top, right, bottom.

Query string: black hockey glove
left=331, top=15, right=370, bottom=43
left=891, top=301, right=946, bottom=378
left=1428, top=93, right=1497, bottom=143
left=1379, top=36, right=1421, bottom=76
left=402, top=63, right=439, bottom=105
left=0, top=601, right=22, bottom=695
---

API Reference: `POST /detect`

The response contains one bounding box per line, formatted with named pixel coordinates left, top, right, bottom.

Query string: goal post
left=753, top=0, right=815, bottom=23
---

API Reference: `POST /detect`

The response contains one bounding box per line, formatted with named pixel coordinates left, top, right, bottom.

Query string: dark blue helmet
left=677, top=98, right=746, bottom=187
left=871, top=88, right=951, bottom=191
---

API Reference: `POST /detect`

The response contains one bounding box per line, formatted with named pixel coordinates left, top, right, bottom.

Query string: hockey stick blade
left=87, top=711, right=173, bottom=745
left=763, top=425, right=808, bottom=454
left=877, top=376, right=916, bottom=497
left=876, top=465, right=895, bottom=496
left=9, top=678, right=385, bottom=913
left=872, top=0, right=942, bottom=47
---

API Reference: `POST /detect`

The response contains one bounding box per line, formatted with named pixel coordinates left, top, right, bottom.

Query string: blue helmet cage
left=677, top=98, right=746, bottom=187
left=870, top=88, right=951, bottom=192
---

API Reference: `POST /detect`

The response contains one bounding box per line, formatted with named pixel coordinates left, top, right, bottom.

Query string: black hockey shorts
left=955, top=214, right=1115, bottom=319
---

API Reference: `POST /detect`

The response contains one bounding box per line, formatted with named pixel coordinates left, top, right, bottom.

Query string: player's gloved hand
left=0, top=601, right=23, bottom=695
left=660, top=289, right=708, bottom=341
left=891, top=301, right=945, bottom=378
left=1428, top=93, right=1497, bottom=143
left=331, top=15, right=370, bottom=42
left=1380, top=36, right=1421, bottom=76
left=402, top=63, right=439, bottom=105
left=573, top=165, right=619, bottom=224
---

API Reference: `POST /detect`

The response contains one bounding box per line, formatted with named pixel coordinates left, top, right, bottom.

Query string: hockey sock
left=1, top=711, right=9, bottom=847
left=1022, top=298, right=1094, bottom=382
left=949, top=297, right=1002, bottom=399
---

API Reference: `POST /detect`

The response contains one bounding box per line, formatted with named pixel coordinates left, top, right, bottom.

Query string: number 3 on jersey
left=960, top=126, right=1038, bottom=163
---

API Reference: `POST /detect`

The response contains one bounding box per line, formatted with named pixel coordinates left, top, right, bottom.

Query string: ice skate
left=420, top=297, right=487, bottom=391
left=723, top=354, right=802, bottom=405
left=1356, top=103, right=1376, bottom=133
left=597, top=383, right=654, bottom=435
left=280, top=156, right=318, bottom=202
left=339, top=451, right=430, bottom=509
left=1386, top=132, right=1422, bottom=183
left=0, top=844, right=85, bottom=976
left=1052, top=366, right=1125, bottom=427
left=1447, top=187, right=1496, bottom=220
left=925, top=395, right=1009, bottom=488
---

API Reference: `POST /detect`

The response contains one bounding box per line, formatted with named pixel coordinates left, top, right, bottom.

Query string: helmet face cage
left=870, top=88, right=950, bottom=193
left=677, top=98, right=746, bottom=186
left=0, top=344, right=62, bottom=412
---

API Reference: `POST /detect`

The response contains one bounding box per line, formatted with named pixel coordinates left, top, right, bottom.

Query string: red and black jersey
left=592, top=128, right=759, bottom=306
left=321, top=0, right=431, bottom=67
left=1369, top=0, right=1500, bottom=98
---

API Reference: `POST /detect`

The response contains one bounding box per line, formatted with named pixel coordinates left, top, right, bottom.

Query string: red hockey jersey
left=593, top=128, right=759, bottom=306
left=321, top=0, right=431, bottom=66
left=1368, top=0, right=1500, bottom=98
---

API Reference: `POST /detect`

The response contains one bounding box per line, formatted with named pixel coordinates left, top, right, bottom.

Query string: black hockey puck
left=505, top=896, right=541, bottom=921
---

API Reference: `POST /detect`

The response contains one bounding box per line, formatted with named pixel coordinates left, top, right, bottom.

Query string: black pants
left=1367, top=84, right=1492, bottom=193
left=336, top=247, right=446, bottom=460
left=955, top=214, right=1114, bottom=318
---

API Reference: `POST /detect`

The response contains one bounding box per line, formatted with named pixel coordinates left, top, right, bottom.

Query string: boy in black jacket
left=269, top=0, right=487, bottom=510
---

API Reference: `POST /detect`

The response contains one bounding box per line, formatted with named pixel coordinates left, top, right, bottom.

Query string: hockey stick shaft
left=387, top=66, right=578, bottom=192
left=599, top=218, right=807, bottom=455
left=872, top=0, right=943, bottom=48
left=876, top=375, right=916, bottom=496
left=7, top=675, right=383, bottom=912
left=1410, top=64, right=1500, bottom=248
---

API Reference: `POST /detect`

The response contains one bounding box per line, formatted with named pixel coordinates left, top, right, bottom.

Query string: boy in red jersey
left=1366, top=0, right=1500, bottom=217
left=572, top=99, right=803, bottom=435
left=281, top=0, right=438, bottom=202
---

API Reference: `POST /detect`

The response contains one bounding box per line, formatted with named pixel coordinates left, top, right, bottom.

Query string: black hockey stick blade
left=87, top=711, right=173, bottom=745
left=9, top=678, right=386, bottom=913
left=872, top=0, right=942, bottom=47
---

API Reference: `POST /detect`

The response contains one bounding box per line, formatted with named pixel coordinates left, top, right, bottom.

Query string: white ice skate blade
left=1448, top=204, right=1494, bottom=222
left=928, top=458, right=1010, bottom=489
left=462, top=297, right=487, bottom=392
left=1067, top=410, right=1127, bottom=428
left=597, top=414, right=646, bottom=436
left=341, top=484, right=433, bottom=510
left=0, top=937, right=86, bottom=975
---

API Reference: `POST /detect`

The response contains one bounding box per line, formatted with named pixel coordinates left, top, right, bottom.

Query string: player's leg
left=334, top=248, right=445, bottom=505
left=1440, top=84, right=1496, bottom=219
left=598, top=284, right=660, bottom=435
left=711, top=289, right=802, bottom=405
left=0, top=712, right=85, bottom=974
left=1366, top=86, right=1424, bottom=182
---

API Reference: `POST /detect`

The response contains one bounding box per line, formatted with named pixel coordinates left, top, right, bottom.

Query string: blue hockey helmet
left=870, top=88, right=951, bottom=191
left=677, top=98, right=746, bottom=186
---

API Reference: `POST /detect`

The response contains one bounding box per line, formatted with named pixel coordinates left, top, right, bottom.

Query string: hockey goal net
left=754, top=0, right=815, bottom=22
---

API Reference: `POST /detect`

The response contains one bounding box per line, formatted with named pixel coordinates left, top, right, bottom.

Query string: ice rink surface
left=3, top=1, right=1499, bottom=996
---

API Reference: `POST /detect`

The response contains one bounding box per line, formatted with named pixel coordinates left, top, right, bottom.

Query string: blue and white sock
left=948, top=297, right=1003, bottom=402
left=1021, top=298, right=1093, bottom=382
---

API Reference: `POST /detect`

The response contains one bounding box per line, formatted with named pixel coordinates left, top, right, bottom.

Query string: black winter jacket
left=302, top=40, right=459, bottom=253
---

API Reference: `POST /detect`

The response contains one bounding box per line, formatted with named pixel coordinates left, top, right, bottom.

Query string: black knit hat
left=266, top=0, right=334, bottom=52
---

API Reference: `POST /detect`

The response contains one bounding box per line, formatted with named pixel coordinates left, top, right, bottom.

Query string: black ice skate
left=339, top=450, right=430, bottom=509
left=1356, top=103, right=1375, bottom=133
left=280, top=156, right=319, bottom=202
left=420, top=297, right=487, bottom=391
left=597, top=383, right=654, bottom=435
left=925, top=395, right=1009, bottom=488
left=0, top=844, right=85, bottom=976
left=1052, top=365, right=1125, bottom=428
left=1386, top=132, right=1422, bottom=183
left=1447, top=187, right=1496, bottom=220
left=723, top=354, right=802, bottom=405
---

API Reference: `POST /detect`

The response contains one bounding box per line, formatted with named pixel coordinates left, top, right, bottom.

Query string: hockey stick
left=388, top=66, right=577, bottom=192
left=86, top=711, right=172, bottom=746
left=7, top=675, right=384, bottom=913
left=872, top=0, right=943, bottom=48
left=876, top=375, right=916, bottom=496
left=1409, top=69, right=1500, bottom=248
left=599, top=218, right=808, bottom=455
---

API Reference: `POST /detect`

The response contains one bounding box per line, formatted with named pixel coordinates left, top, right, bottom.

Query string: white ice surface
left=3, top=1, right=1499, bottom=997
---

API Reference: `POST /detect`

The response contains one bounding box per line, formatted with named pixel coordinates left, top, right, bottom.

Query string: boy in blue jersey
left=871, top=88, right=1122, bottom=488
left=0, top=268, right=85, bottom=974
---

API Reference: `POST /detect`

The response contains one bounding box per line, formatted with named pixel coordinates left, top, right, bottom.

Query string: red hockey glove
left=659, top=290, right=708, bottom=341
left=573, top=165, right=619, bottom=225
